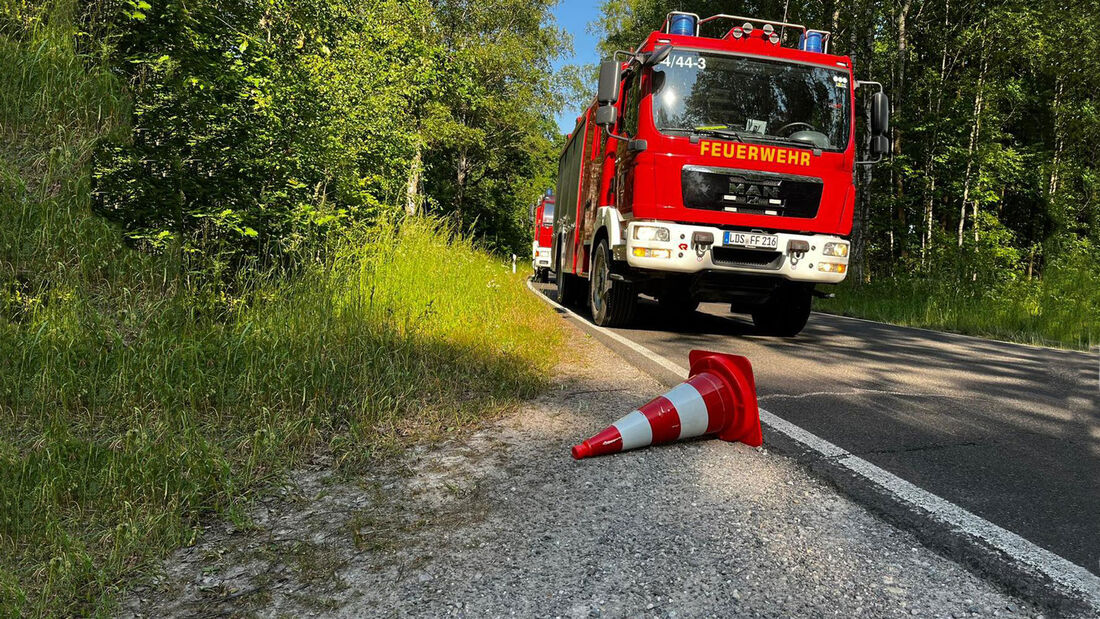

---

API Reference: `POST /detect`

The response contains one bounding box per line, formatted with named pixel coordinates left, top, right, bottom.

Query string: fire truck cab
left=531, top=192, right=555, bottom=282
left=553, top=12, right=889, bottom=334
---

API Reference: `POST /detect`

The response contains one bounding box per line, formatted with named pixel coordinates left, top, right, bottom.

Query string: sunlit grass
left=818, top=271, right=1100, bottom=350
left=1, top=219, right=561, bottom=616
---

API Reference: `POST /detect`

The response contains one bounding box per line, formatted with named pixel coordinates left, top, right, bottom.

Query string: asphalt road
left=533, top=282, right=1100, bottom=577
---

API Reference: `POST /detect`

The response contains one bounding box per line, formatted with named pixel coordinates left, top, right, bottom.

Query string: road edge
left=526, top=279, right=1100, bottom=617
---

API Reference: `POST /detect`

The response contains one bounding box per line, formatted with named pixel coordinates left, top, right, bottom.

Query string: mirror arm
left=602, top=127, right=647, bottom=152
left=603, top=126, right=629, bottom=143
left=855, top=80, right=883, bottom=93
left=855, top=154, right=883, bottom=166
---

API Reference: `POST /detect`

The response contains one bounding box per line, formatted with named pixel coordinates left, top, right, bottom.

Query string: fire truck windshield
left=541, top=201, right=554, bottom=225
left=652, top=50, right=851, bottom=151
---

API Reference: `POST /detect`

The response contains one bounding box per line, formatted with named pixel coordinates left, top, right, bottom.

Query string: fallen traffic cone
left=571, top=350, right=762, bottom=459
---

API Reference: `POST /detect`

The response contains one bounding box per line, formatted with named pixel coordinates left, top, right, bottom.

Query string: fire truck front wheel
left=589, top=239, right=636, bottom=327
left=750, top=285, right=812, bottom=337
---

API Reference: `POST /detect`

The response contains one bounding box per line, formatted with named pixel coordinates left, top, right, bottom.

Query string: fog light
left=633, top=225, right=670, bottom=242
left=818, top=262, right=847, bottom=274
left=633, top=247, right=671, bottom=259
left=823, top=242, right=849, bottom=257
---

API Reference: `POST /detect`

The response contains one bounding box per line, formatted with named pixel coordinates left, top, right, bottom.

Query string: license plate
left=723, top=232, right=779, bottom=250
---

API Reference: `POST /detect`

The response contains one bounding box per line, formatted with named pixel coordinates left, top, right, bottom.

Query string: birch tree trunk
left=456, top=146, right=467, bottom=228
left=1048, top=77, right=1065, bottom=203
left=405, top=141, right=422, bottom=216
left=893, top=0, right=913, bottom=260
left=958, top=52, right=986, bottom=247
left=922, top=0, right=950, bottom=267
left=971, top=53, right=989, bottom=249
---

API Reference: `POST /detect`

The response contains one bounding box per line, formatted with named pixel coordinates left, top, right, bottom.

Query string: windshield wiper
left=750, top=134, right=817, bottom=149
left=689, top=126, right=745, bottom=141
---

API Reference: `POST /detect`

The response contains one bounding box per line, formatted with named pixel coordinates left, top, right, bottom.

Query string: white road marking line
left=526, top=280, right=1100, bottom=610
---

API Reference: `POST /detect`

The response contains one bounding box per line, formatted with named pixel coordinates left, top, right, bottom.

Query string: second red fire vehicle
left=532, top=192, right=555, bottom=282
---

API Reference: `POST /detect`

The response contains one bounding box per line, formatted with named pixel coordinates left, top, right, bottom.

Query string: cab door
left=614, top=68, right=645, bottom=215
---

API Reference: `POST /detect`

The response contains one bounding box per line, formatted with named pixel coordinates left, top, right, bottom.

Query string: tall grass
left=817, top=264, right=1100, bottom=350
left=0, top=5, right=561, bottom=615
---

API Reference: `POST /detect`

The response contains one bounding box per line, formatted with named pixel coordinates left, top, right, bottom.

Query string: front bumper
left=621, top=221, right=849, bottom=284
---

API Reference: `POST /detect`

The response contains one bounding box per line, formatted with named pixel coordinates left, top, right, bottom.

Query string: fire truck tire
left=556, top=262, right=584, bottom=307
left=751, top=287, right=812, bottom=336
left=589, top=240, right=636, bottom=327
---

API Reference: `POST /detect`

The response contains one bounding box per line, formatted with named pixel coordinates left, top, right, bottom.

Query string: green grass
left=817, top=268, right=1100, bottom=350
left=0, top=6, right=562, bottom=615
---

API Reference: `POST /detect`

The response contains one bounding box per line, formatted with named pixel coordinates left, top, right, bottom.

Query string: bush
left=91, top=0, right=436, bottom=262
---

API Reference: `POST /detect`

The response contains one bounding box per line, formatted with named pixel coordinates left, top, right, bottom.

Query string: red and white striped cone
left=571, top=350, right=762, bottom=459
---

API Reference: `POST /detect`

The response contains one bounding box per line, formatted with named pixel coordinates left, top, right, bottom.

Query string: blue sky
left=551, top=0, right=603, bottom=133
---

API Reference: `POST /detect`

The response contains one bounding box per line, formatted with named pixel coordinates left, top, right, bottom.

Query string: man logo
left=728, top=179, right=780, bottom=205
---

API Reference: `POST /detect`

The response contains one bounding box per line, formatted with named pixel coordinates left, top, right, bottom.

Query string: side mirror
left=597, top=60, right=621, bottom=105
left=870, top=134, right=890, bottom=156
left=594, top=104, right=617, bottom=127
left=871, top=92, right=890, bottom=135
left=643, top=45, right=672, bottom=67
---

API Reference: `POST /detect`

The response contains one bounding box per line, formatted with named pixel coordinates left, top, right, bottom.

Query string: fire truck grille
left=711, top=247, right=784, bottom=270
left=682, top=166, right=823, bottom=218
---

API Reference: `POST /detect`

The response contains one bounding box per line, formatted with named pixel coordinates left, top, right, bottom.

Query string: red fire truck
left=531, top=192, right=555, bottom=282
left=552, top=12, right=889, bottom=334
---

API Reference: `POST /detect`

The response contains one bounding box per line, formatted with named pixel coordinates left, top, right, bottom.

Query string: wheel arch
left=593, top=206, right=626, bottom=262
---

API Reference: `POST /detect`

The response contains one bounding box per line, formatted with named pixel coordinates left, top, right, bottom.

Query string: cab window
left=621, top=69, right=642, bottom=137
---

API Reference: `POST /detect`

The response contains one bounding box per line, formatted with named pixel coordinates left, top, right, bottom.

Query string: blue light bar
left=670, top=13, right=697, bottom=36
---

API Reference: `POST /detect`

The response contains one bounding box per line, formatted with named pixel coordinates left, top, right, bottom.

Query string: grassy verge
left=817, top=268, right=1100, bottom=350
left=0, top=9, right=562, bottom=616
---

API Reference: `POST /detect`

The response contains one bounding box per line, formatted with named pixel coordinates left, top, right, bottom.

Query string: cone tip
left=571, top=443, right=590, bottom=460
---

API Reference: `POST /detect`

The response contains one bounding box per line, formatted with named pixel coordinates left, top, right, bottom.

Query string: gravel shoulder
left=121, top=321, right=1046, bottom=618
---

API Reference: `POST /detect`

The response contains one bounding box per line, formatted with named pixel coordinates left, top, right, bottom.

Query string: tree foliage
left=594, top=0, right=1100, bottom=293
left=88, top=0, right=566, bottom=263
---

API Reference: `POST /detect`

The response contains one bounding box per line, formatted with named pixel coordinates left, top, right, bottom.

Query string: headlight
left=823, top=242, right=849, bottom=257
left=633, top=226, right=670, bottom=242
